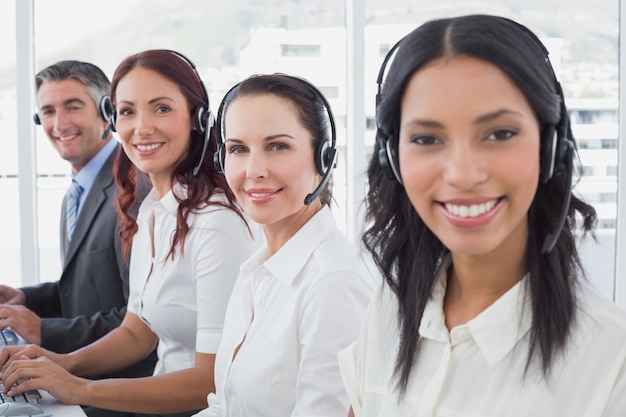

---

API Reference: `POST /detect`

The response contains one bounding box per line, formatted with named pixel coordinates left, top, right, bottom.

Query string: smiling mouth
left=136, top=143, right=164, bottom=151
left=58, top=135, right=77, bottom=142
left=443, top=199, right=499, bottom=218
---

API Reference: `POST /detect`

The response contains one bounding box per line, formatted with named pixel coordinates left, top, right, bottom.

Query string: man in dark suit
left=0, top=61, right=155, bottom=390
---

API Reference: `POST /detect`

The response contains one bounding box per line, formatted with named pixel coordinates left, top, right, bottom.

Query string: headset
left=375, top=18, right=575, bottom=254
left=105, top=50, right=215, bottom=176
left=214, top=73, right=337, bottom=206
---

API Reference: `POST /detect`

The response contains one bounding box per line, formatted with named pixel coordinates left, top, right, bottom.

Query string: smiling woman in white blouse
left=339, top=14, right=626, bottom=417
left=192, top=73, right=378, bottom=417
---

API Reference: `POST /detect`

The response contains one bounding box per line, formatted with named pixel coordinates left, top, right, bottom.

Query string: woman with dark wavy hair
left=0, top=50, right=258, bottom=417
left=339, top=15, right=626, bottom=416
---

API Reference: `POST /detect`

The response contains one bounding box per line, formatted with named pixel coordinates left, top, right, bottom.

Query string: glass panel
left=0, top=0, right=22, bottom=287
left=364, top=1, right=619, bottom=299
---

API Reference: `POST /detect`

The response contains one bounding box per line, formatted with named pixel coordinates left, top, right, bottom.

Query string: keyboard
left=0, top=380, right=45, bottom=416
left=0, top=332, right=47, bottom=415
left=0, top=329, right=19, bottom=349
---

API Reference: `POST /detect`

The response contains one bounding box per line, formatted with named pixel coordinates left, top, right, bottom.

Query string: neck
left=263, top=202, right=322, bottom=257
left=444, top=235, right=527, bottom=330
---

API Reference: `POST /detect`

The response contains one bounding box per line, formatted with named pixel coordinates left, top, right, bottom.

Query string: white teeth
left=250, top=192, right=272, bottom=197
left=137, top=143, right=163, bottom=151
left=445, top=200, right=497, bottom=218
left=59, top=135, right=77, bottom=141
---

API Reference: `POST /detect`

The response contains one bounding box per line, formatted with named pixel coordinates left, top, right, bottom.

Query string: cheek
left=399, top=149, right=435, bottom=194
left=223, top=158, right=246, bottom=190
left=115, top=123, right=133, bottom=145
left=506, top=144, right=541, bottom=186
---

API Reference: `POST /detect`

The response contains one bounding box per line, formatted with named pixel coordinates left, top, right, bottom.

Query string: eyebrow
left=402, top=108, right=524, bottom=129
left=39, top=97, right=87, bottom=112
left=116, top=96, right=176, bottom=106
left=225, top=134, right=295, bottom=143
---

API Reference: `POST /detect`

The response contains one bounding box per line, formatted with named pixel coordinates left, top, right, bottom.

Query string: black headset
left=375, top=19, right=575, bottom=254
left=214, top=74, right=337, bottom=206
left=105, top=50, right=215, bottom=176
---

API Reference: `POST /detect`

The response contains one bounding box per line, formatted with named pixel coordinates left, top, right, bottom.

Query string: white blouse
left=127, top=184, right=259, bottom=375
left=196, top=206, right=379, bottom=417
left=339, top=256, right=626, bottom=417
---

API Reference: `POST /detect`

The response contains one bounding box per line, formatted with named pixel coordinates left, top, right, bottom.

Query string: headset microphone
left=193, top=112, right=215, bottom=176
left=304, top=147, right=337, bottom=206
left=101, top=124, right=111, bottom=140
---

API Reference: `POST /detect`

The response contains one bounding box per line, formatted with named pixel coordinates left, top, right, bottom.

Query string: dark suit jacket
left=21, top=143, right=156, bottom=378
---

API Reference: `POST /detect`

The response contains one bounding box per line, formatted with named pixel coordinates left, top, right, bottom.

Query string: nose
left=132, top=111, right=155, bottom=137
left=245, top=149, right=268, bottom=179
left=442, top=141, right=489, bottom=190
left=51, top=111, right=71, bottom=136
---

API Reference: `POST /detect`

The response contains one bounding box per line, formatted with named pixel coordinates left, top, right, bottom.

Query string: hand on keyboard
left=0, top=379, right=44, bottom=417
left=1, top=354, right=85, bottom=408
left=0, top=305, right=42, bottom=345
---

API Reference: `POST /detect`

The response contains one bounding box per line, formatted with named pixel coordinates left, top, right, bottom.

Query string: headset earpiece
left=194, top=106, right=209, bottom=134
left=99, top=95, right=116, bottom=134
left=315, top=140, right=332, bottom=175
left=214, top=144, right=225, bottom=173
left=33, top=113, right=41, bottom=125
left=540, top=124, right=557, bottom=183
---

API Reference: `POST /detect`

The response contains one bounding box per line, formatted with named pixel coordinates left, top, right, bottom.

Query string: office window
left=318, top=86, right=339, bottom=98
left=281, top=44, right=322, bottom=57
left=0, top=0, right=21, bottom=287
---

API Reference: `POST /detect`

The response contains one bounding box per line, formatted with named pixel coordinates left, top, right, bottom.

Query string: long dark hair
left=363, top=14, right=597, bottom=394
left=110, top=49, right=244, bottom=260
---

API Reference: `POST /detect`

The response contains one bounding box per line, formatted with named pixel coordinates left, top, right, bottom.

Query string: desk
left=40, top=391, right=87, bottom=417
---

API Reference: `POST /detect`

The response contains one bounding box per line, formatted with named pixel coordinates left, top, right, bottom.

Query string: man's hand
left=0, top=305, right=41, bottom=345
left=0, top=285, right=26, bottom=305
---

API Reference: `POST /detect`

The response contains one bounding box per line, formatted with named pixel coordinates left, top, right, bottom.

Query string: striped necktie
left=66, top=179, right=84, bottom=240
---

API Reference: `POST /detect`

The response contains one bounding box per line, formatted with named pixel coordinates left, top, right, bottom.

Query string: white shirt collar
left=241, top=206, right=336, bottom=286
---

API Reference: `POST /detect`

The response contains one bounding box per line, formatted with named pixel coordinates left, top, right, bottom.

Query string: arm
left=1, top=340, right=213, bottom=415
left=0, top=312, right=156, bottom=377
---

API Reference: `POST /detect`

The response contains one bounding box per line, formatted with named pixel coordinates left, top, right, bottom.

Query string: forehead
left=115, top=67, right=186, bottom=103
left=224, top=93, right=301, bottom=132
left=37, top=78, right=93, bottom=107
left=400, top=56, right=533, bottom=121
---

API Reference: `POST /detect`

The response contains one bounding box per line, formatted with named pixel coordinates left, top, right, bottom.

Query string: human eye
left=155, top=105, right=171, bottom=114
left=226, top=144, right=247, bottom=154
left=118, top=107, right=134, bottom=117
left=269, top=142, right=288, bottom=151
left=67, top=104, right=83, bottom=113
left=410, top=135, right=440, bottom=146
left=486, top=128, right=518, bottom=141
